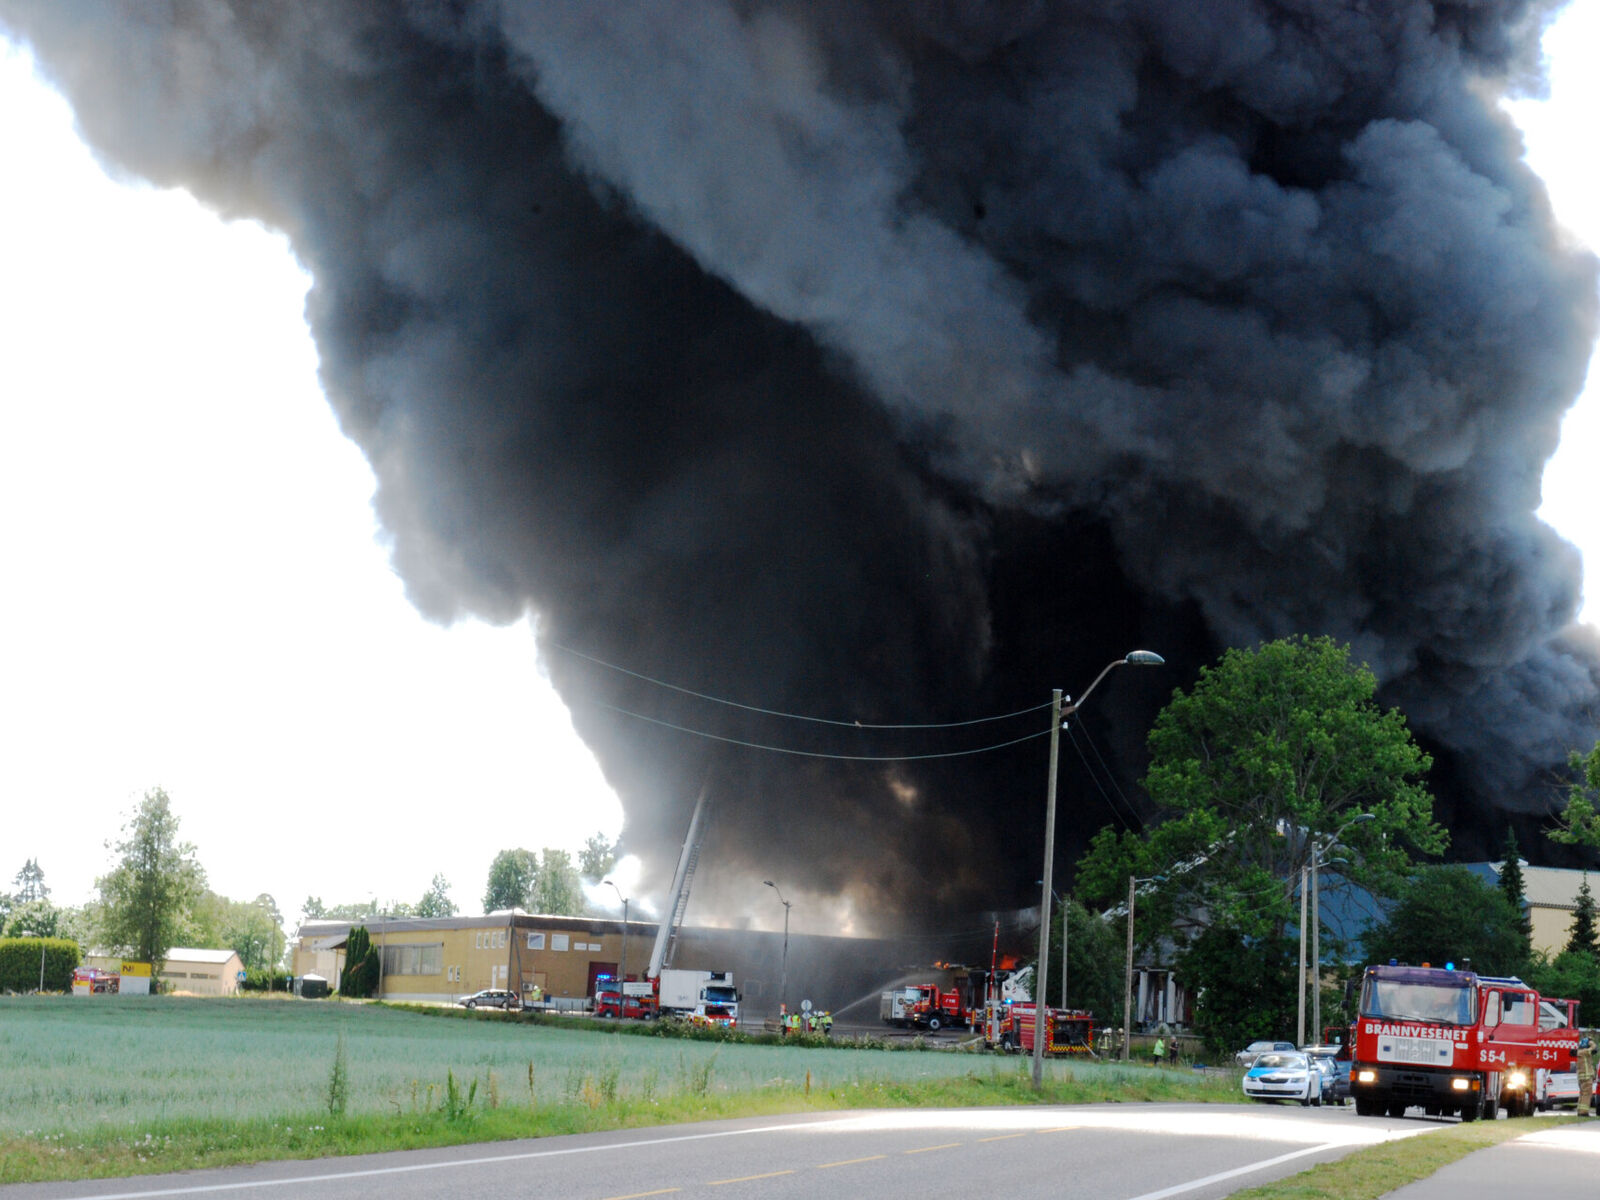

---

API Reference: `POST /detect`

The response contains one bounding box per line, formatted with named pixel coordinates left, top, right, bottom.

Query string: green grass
left=1231, top=1114, right=1586, bottom=1200
left=0, top=995, right=1237, bottom=1183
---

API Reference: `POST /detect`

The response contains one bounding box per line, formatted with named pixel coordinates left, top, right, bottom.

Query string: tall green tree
left=1525, top=948, right=1600, bottom=1020
left=96, top=788, right=205, bottom=964
left=340, top=925, right=379, bottom=997
left=416, top=874, right=457, bottom=918
left=1025, top=896, right=1124, bottom=1023
left=1364, top=866, right=1528, bottom=976
left=1549, top=741, right=1600, bottom=851
left=579, top=833, right=618, bottom=882
left=3, top=898, right=61, bottom=939
left=1073, top=636, right=1444, bottom=1050
left=13, top=858, right=48, bottom=903
left=483, top=849, right=538, bottom=912
left=1566, top=875, right=1598, bottom=957
left=531, top=849, right=583, bottom=916
left=1498, top=826, right=1532, bottom=957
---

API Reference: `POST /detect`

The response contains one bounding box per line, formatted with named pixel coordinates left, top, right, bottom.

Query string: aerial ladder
left=645, top=781, right=711, bottom=979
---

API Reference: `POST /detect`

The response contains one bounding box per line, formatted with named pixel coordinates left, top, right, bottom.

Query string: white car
left=1537, top=1069, right=1578, bottom=1110
left=1243, top=1051, right=1324, bottom=1106
left=1235, top=1039, right=1296, bottom=1068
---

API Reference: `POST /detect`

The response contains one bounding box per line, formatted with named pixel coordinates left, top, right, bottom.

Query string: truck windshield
left=703, top=985, right=737, bottom=1003
left=1361, top=978, right=1475, bottom=1025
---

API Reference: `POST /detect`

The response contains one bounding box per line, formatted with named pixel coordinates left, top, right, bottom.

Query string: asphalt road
left=0, top=1104, right=1433, bottom=1200
left=1384, top=1119, right=1600, bottom=1200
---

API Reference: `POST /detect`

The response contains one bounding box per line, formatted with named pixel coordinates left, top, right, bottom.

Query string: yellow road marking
left=818, top=1155, right=888, bottom=1167
left=1037, top=1125, right=1080, bottom=1133
left=979, top=1133, right=1029, bottom=1142
left=903, top=1142, right=962, bottom=1154
left=709, top=1170, right=795, bottom=1185
left=600, top=1191, right=680, bottom=1200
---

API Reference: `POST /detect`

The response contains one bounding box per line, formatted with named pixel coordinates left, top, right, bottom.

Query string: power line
left=593, top=700, right=1054, bottom=762
left=550, top=640, right=1052, bottom=729
left=1066, top=724, right=1139, bottom=830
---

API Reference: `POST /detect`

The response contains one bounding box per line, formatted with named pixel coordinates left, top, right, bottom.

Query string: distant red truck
left=594, top=987, right=656, bottom=1020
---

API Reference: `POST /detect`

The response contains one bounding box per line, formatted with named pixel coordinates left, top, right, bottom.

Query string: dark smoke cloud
left=6, top=0, right=1596, bottom=924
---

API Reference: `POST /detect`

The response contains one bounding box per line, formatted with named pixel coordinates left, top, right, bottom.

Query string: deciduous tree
left=1364, top=866, right=1528, bottom=976
left=96, top=788, right=205, bottom=965
left=579, top=833, right=617, bottom=882
left=1549, top=742, right=1600, bottom=851
left=1073, top=636, right=1445, bottom=1051
left=483, top=849, right=538, bottom=913
left=531, top=849, right=582, bottom=916
left=416, top=874, right=456, bottom=918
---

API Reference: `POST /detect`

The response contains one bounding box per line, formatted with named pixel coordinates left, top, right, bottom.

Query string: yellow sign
left=120, top=961, right=153, bottom=977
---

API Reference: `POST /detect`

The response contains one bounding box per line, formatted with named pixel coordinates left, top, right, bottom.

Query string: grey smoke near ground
left=5, top=1, right=1597, bottom=924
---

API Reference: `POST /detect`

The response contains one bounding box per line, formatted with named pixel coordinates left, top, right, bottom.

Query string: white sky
left=1, top=11, right=1597, bottom=928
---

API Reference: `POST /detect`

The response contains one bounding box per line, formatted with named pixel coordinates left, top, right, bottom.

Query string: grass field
left=0, top=996, right=1232, bottom=1153
left=0, top=994, right=1238, bottom=1182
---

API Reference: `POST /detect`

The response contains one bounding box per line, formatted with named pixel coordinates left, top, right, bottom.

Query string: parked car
left=1537, top=1069, right=1578, bottom=1111
left=1303, top=1045, right=1351, bottom=1103
left=458, top=988, right=521, bottom=1010
left=1243, top=1051, right=1324, bottom=1106
left=1236, top=1040, right=1296, bottom=1068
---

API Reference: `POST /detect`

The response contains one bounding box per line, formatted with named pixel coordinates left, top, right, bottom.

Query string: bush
left=239, top=967, right=294, bottom=993
left=0, top=937, right=80, bottom=992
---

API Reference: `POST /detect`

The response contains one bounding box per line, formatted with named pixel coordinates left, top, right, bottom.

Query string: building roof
left=162, top=948, right=242, bottom=964
left=1465, top=862, right=1596, bottom=912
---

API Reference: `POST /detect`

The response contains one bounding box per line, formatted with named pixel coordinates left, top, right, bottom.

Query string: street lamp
left=604, top=880, right=629, bottom=988
left=1122, top=872, right=1166, bottom=1063
left=763, top=880, right=792, bottom=1017
left=1034, top=650, right=1164, bottom=1089
left=1300, top=812, right=1375, bottom=1044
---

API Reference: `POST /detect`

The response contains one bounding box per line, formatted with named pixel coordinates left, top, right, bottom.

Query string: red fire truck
left=1349, top=963, right=1580, bottom=1121
left=983, top=1003, right=1097, bottom=1056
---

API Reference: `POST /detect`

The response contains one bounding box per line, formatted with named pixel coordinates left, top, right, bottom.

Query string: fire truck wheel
left=1387, top=1102, right=1407, bottom=1118
left=927, top=1016, right=941, bottom=1031
left=1355, top=1097, right=1377, bottom=1117
left=1460, top=1102, right=1478, bottom=1122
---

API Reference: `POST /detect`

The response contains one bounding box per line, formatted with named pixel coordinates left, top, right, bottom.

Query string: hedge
left=0, top=937, right=81, bottom=992
left=239, top=967, right=294, bottom=993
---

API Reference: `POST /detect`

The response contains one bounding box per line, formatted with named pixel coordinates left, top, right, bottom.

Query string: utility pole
left=1311, top=859, right=1322, bottom=1042
left=1296, top=866, right=1309, bottom=1046
left=1123, top=873, right=1136, bottom=1062
left=1032, top=688, right=1064, bottom=1090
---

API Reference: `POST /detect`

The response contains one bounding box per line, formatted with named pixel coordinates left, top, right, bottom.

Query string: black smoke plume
left=6, top=1, right=1596, bottom=925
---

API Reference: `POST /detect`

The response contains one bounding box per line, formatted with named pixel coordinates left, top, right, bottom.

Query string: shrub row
left=0, top=937, right=80, bottom=992
left=239, top=968, right=295, bottom=992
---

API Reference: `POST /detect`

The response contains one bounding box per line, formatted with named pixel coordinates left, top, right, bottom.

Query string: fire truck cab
left=1349, top=963, right=1579, bottom=1121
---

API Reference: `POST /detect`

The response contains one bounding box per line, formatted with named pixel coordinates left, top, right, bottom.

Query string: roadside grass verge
left=0, top=995, right=1238, bottom=1184
left=1231, top=1115, right=1586, bottom=1200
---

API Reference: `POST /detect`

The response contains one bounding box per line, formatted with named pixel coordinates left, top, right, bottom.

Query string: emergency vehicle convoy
left=1350, top=962, right=1579, bottom=1120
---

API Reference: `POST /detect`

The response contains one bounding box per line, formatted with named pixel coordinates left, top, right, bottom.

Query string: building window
left=381, top=943, right=445, bottom=976
left=527, top=932, right=545, bottom=950
left=551, top=934, right=569, bottom=952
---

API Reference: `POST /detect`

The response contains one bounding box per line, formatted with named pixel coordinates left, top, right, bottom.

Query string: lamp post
left=1302, top=812, right=1374, bottom=1043
left=763, top=880, right=792, bottom=1017
left=1122, top=872, right=1165, bottom=1062
left=1034, top=650, right=1165, bottom=1089
left=604, top=879, right=629, bottom=988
